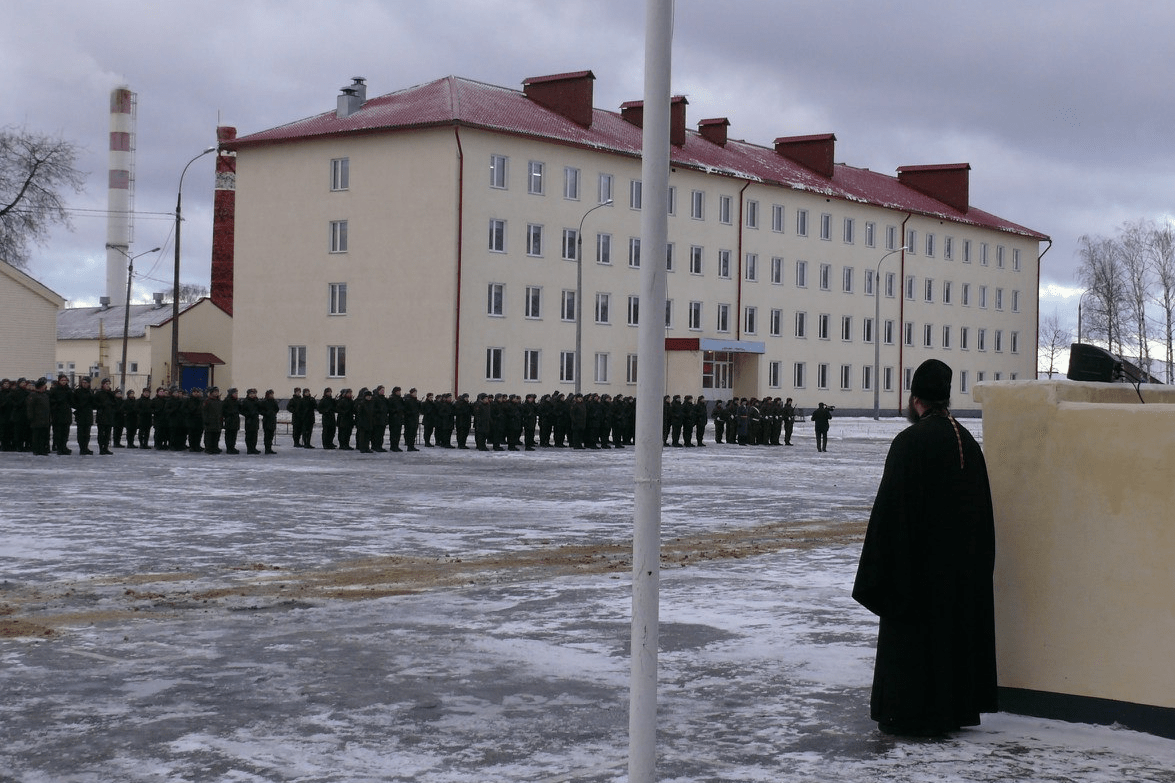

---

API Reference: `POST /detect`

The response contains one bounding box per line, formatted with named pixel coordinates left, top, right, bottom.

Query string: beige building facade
left=0, top=260, right=66, bottom=380
left=228, top=71, right=1048, bottom=413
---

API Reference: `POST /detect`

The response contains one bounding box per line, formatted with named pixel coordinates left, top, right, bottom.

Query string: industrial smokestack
left=106, top=86, right=136, bottom=305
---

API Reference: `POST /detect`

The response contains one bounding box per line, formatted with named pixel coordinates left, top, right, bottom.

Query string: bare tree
left=0, top=126, right=86, bottom=269
left=1118, top=219, right=1155, bottom=375
left=1075, top=233, right=1129, bottom=354
left=1147, top=221, right=1175, bottom=383
left=1038, top=310, right=1071, bottom=378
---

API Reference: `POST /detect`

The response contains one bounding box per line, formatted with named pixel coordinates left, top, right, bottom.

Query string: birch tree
left=0, top=126, right=86, bottom=269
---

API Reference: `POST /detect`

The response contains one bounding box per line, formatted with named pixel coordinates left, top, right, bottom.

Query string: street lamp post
left=574, top=199, right=613, bottom=394
left=107, top=245, right=161, bottom=392
left=171, top=146, right=217, bottom=387
left=873, top=246, right=908, bottom=420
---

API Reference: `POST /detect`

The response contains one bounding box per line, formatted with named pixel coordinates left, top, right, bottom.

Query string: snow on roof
left=56, top=300, right=192, bottom=340
left=228, top=74, right=1049, bottom=241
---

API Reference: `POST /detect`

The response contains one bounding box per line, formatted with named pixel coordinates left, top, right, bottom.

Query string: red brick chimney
left=774, top=133, right=837, bottom=179
left=210, top=126, right=236, bottom=315
left=523, top=70, right=596, bottom=127
left=620, top=95, right=689, bottom=147
left=699, top=117, right=730, bottom=146
left=897, top=163, right=971, bottom=213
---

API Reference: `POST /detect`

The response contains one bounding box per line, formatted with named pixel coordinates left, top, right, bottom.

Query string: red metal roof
left=227, top=75, right=1049, bottom=241
left=178, top=352, right=225, bottom=366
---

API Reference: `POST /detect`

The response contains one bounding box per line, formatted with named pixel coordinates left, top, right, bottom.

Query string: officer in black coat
left=371, top=386, right=389, bottom=452
left=136, top=387, right=153, bottom=448
left=240, top=388, right=262, bottom=454
left=222, top=388, right=241, bottom=454
left=298, top=387, right=317, bottom=448
left=260, top=389, right=279, bottom=454
left=287, top=388, right=303, bottom=447
left=402, top=388, right=421, bottom=451
left=522, top=393, right=538, bottom=450
left=434, top=393, right=454, bottom=448
left=185, top=387, right=204, bottom=452
left=453, top=393, right=472, bottom=449
left=318, top=388, right=337, bottom=449
left=335, top=389, right=355, bottom=450
left=93, top=378, right=116, bottom=454
left=72, top=376, right=96, bottom=455
left=27, top=378, right=52, bottom=456
left=121, top=389, right=137, bottom=448
left=473, top=394, right=493, bottom=451
left=355, top=388, right=374, bottom=453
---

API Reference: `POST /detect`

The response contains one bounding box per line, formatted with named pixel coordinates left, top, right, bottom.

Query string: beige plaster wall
left=975, top=379, right=1175, bottom=710
left=1, top=268, right=63, bottom=379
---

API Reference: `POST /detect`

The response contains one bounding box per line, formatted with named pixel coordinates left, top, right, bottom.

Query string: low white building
left=226, top=70, right=1049, bottom=413
left=0, top=260, right=65, bottom=380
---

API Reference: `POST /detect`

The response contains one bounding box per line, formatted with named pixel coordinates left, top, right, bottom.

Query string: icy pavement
left=3, top=419, right=1175, bottom=782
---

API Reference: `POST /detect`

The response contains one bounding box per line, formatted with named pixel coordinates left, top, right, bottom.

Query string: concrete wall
left=975, top=379, right=1175, bottom=722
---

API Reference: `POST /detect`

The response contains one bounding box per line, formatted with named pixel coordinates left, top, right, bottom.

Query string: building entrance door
left=702, top=350, right=734, bottom=400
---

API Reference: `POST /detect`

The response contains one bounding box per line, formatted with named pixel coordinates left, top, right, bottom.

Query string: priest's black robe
left=852, top=412, right=998, bottom=735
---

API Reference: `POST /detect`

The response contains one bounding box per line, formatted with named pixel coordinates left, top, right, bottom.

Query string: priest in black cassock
left=852, top=359, right=998, bottom=737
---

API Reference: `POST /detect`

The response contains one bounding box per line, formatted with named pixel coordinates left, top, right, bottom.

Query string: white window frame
left=329, top=220, right=348, bottom=253
left=527, top=160, right=545, bottom=195
left=564, top=167, right=580, bottom=200
left=328, top=345, right=346, bottom=378
left=487, top=282, right=505, bottom=317
left=598, top=173, right=613, bottom=204
left=627, top=295, right=640, bottom=326
left=596, top=233, right=612, bottom=265
left=490, top=154, right=508, bottom=189
left=524, top=286, right=542, bottom=319
left=526, top=223, right=543, bottom=257
left=716, top=303, right=731, bottom=333
left=486, top=347, right=504, bottom=381
left=560, top=290, right=576, bottom=322
left=329, top=282, right=347, bottom=315
left=689, top=245, right=704, bottom=275
left=288, top=345, right=307, bottom=377
left=562, top=228, right=579, bottom=261
left=330, top=157, right=349, bottom=191
left=523, top=349, right=541, bottom=382
left=688, top=301, right=702, bottom=331
left=488, top=219, right=506, bottom=253
left=594, top=292, right=611, bottom=324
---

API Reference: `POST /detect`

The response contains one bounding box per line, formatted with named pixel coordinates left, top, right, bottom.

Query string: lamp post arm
left=171, top=146, right=217, bottom=386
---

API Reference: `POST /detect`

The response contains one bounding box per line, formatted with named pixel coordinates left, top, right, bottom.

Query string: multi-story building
left=225, top=70, right=1048, bottom=413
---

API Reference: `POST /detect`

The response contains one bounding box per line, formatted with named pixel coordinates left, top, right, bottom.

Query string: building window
left=690, top=245, right=703, bottom=275
left=772, top=204, right=785, bottom=233
left=1013, top=248, right=1022, bottom=271
left=797, top=209, right=809, bottom=237
left=980, top=285, right=989, bottom=309
left=884, top=319, right=895, bottom=345
left=843, top=217, right=855, bottom=244
left=523, top=349, right=541, bottom=382
left=1011, top=331, right=1020, bottom=353
left=744, top=306, right=757, bottom=335
left=629, top=179, right=643, bottom=210
left=718, top=249, right=731, bottom=279
left=597, top=233, right=611, bottom=265
left=865, top=221, right=876, bottom=248
left=959, top=370, right=969, bottom=394
left=981, top=242, right=989, bottom=266
left=564, top=167, right=580, bottom=200
left=691, top=190, right=705, bottom=220
left=688, top=301, right=702, bottom=330
left=527, top=160, right=544, bottom=195
left=771, top=256, right=784, bottom=285
left=924, top=278, right=934, bottom=303
left=487, top=282, right=504, bottom=316
left=943, top=280, right=953, bottom=304
left=904, top=367, right=914, bottom=392
left=820, top=213, right=832, bottom=240
left=595, top=292, right=611, bottom=324
left=925, top=233, right=935, bottom=257
left=841, top=315, right=853, bottom=342
left=560, top=351, right=576, bottom=383
left=863, top=316, right=874, bottom=344
left=865, top=268, right=875, bottom=296
left=820, top=264, right=832, bottom=291
left=962, top=283, right=971, bottom=306
left=562, top=229, right=578, bottom=261
left=627, top=295, right=640, bottom=326
left=978, top=328, right=988, bottom=352
left=796, top=260, right=807, bottom=288
left=944, top=236, right=954, bottom=260
left=488, top=219, right=506, bottom=253
left=995, top=288, right=1004, bottom=311
left=960, top=326, right=970, bottom=350
left=626, top=354, right=638, bottom=384
left=794, top=362, right=806, bottom=388
left=997, top=245, right=1005, bottom=268
left=923, top=323, right=934, bottom=347
left=817, top=363, right=829, bottom=390
left=995, top=329, right=1004, bottom=352
left=665, top=299, right=673, bottom=329
left=862, top=364, right=873, bottom=391
left=288, top=346, right=306, bottom=377
left=905, top=274, right=916, bottom=300
left=963, top=239, right=972, bottom=264
left=942, top=325, right=952, bottom=348
left=1012, top=290, right=1021, bottom=312
left=795, top=311, right=807, bottom=338
left=665, top=243, right=675, bottom=272
left=328, top=346, right=346, bottom=378
left=884, top=366, right=894, bottom=392
left=330, top=157, right=349, bottom=191
left=719, top=195, right=733, bottom=224
left=818, top=313, right=830, bottom=340
left=486, top=347, right=504, bottom=381
left=560, top=290, right=576, bottom=322
left=907, top=229, right=917, bottom=254
left=329, top=282, right=347, bottom=315
left=525, top=286, right=542, bottom=319
left=667, top=185, right=676, bottom=215
left=329, top=220, right=348, bottom=253
left=840, top=364, right=852, bottom=391
left=842, top=266, right=854, bottom=293
left=490, top=154, right=508, bottom=189
left=745, top=253, right=758, bottom=282
left=526, top=224, right=543, bottom=256
left=770, top=308, right=783, bottom=337
left=628, top=237, right=641, bottom=268
left=904, top=321, right=914, bottom=347
left=885, top=272, right=896, bottom=298
left=597, top=173, right=614, bottom=204
left=769, top=361, right=782, bottom=388
left=716, top=303, right=730, bottom=333
left=746, top=200, right=759, bottom=229
left=886, top=225, right=897, bottom=251
left=595, top=353, right=610, bottom=384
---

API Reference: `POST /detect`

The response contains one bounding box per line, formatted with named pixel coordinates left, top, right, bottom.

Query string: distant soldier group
left=3, top=375, right=828, bottom=457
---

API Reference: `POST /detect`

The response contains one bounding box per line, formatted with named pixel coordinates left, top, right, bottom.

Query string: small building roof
left=56, top=299, right=212, bottom=340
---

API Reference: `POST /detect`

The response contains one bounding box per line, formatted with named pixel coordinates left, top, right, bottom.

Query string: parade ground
left=3, top=418, right=1175, bottom=782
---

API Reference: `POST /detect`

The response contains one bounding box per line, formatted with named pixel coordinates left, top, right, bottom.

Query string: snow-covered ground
left=2, top=417, right=1174, bottom=782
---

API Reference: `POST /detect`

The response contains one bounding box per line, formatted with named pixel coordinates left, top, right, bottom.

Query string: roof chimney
left=336, top=77, right=367, bottom=119
left=774, top=133, right=837, bottom=179
left=99, top=296, right=111, bottom=310
left=896, top=163, right=971, bottom=213
left=522, top=70, right=596, bottom=127
left=699, top=117, right=730, bottom=147
left=153, top=292, right=165, bottom=308
left=620, top=96, right=688, bottom=146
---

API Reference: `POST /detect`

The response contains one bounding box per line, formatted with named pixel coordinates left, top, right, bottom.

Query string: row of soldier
left=3, top=375, right=821, bottom=456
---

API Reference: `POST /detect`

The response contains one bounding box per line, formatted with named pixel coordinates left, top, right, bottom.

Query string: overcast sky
left=4, top=0, right=1172, bottom=332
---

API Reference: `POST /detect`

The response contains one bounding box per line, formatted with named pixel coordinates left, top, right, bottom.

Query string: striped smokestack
left=106, top=86, right=136, bottom=304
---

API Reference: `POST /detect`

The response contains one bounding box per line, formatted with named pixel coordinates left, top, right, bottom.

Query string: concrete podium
left=975, top=380, right=1175, bottom=738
